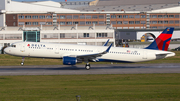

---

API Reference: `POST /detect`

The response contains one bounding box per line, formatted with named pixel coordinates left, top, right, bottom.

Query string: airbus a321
left=4, top=27, right=175, bottom=70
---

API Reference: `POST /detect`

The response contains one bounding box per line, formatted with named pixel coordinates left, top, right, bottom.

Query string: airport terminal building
left=0, top=0, right=180, bottom=48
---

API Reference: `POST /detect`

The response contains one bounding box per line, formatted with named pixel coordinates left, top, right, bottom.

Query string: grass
left=0, top=74, right=180, bottom=101
left=0, top=51, right=180, bottom=66
left=0, top=52, right=180, bottom=100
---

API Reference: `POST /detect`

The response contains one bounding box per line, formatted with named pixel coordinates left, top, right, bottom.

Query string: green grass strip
left=0, top=74, right=180, bottom=101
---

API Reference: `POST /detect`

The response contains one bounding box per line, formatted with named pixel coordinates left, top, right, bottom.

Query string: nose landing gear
left=21, top=57, right=25, bottom=66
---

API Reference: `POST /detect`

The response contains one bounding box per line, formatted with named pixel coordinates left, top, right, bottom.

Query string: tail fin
left=145, top=27, right=174, bottom=51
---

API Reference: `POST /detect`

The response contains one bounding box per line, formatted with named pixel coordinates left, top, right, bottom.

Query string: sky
left=13, top=0, right=91, bottom=2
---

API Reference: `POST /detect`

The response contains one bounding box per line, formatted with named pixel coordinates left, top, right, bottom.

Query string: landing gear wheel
left=21, top=57, right=25, bottom=66
left=85, top=63, right=91, bottom=70
left=21, top=62, right=24, bottom=66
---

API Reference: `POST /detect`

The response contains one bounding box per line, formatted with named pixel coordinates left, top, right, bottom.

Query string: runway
left=0, top=63, right=180, bottom=75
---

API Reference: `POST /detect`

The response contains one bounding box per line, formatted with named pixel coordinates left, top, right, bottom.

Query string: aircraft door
left=55, top=45, right=59, bottom=54
left=143, top=51, right=147, bottom=59
left=20, top=43, right=25, bottom=52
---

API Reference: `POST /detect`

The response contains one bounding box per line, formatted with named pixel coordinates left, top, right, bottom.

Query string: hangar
left=0, top=0, right=180, bottom=49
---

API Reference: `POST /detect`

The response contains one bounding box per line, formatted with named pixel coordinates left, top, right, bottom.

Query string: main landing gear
left=21, top=57, right=25, bottom=66
left=85, top=63, right=91, bottom=70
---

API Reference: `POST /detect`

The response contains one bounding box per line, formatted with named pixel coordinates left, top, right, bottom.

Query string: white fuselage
left=5, top=42, right=175, bottom=63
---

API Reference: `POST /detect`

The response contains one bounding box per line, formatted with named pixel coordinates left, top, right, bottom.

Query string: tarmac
left=0, top=63, right=180, bottom=75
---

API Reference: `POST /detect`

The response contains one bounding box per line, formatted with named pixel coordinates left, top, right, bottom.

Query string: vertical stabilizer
left=145, top=27, right=174, bottom=51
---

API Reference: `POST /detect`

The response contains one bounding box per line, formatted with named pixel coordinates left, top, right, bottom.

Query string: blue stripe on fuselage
left=98, top=59, right=134, bottom=63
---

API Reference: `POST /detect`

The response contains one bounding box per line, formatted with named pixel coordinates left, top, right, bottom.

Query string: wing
left=66, top=43, right=113, bottom=62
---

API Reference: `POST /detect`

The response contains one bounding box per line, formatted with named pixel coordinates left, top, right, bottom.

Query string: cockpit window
left=10, top=45, right=16, bottom=47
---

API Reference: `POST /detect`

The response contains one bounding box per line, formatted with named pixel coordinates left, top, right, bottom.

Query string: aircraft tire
left=85, top=63, right=91, bottom=70
left=21, top=62, right=24, bottom=66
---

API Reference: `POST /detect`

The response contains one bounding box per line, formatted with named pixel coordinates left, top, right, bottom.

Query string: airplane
left=4, top=27, right=175, bottom=70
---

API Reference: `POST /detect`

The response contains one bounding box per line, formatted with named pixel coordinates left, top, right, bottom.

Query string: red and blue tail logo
left=145, top=27, right=174, bottom=51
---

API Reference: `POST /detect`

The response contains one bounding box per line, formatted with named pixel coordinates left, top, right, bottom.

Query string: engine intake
left=63, top=56, right=77, bottom=65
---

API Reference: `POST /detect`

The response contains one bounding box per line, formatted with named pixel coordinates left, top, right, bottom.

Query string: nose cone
left=4, top=47, right=10, bottom=54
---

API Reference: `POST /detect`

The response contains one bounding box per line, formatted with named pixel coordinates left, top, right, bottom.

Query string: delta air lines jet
left=4, top=27, right=175, bottom=70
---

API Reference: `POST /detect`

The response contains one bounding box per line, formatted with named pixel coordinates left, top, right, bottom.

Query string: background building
left=0, top=0, right=180, bottom=49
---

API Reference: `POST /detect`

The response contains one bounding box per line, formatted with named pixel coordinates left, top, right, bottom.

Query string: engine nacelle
left=63, top=56, right=77, bottom=65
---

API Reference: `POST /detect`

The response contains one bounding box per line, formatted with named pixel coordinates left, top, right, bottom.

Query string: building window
left=169, top=21, right=174, bottom=24
left=86, top=21, right=91, bottom=25
left=141, top=15, right=146, bottom=18
left=129, top=21, right=134, bottom=24
left=169, top=15, right=174, bottom=18
left=73, top=15, right=79, bottom=19
left=18, top=22, right=24, bottom=25
left=97, top=33, right=101, bottom=37
left=46, top=22, right=52, bottom=25
left=102, top=33, right=107, bottom=37
left=25, top=22, right=31, bottom=25
left=92, top=21, right=98, bottom=24
left=73, top=22, right=79, bottom=25
left=141, top=21, right=146, bottom=24
left=151, top=21, right=157, bottom=24
left=175, top=20, right=179, bottom=24
left=129, top=15, right=134, bottom=18
left=13, top=22, right=16, bottom=26
left=32, top=16, right=38, bottom=19
left=60, top=33, right=65, bottom=38
left=18, top=16, right=24, bottom=19
left=135, top=21, right=140, bottom=24
left=67, top=15, right=72, bottom=19
left=164, top=15, right=168, bottom=18
left=97, top=33, right=107, bottom=37
left=86, top=15, right=91, bottom=19
left=13, top=15, right=16, bottom=19
left=44, top=35, right=47, bottom=38
left=80, top=21, right=85, bottom=25
left=60, top=15, right=65, bottom=19
left=99, top=21, right=105, bottom=25
left=123, top=15, right=128, bottom=18
left=158, top=21, right=163, bottom=24
left=164, top=21, right=168, bottom=24
left=39, top=16, right=45, bottom=19
left=25, top=16, right=31, bottom=19
left=80, top=15, right=85, bottom=19
left=57, top=16, right=59, bottom=19
left=117, top=21, right=122, bottom=24
left=135, top=15, right=140, bottom=18
left=83, top=33, right=89, bottom=37
left=123, top=21, right=128, bottom=24
left=92, top=15, right=98, bottom=19
left=33, top=22, right=38, bottom=25
left=111, top=15, right=116, bottom=18
left=46, top=16, right=52, bottom=19
left=175, top=15, right=179, bottom=18
left=39, top=22, right=46, bottom=25
left=158, top=15, right=163, bottom=18
left=151, top=15, right=157, bottom=18
left=151, top=26, right=157, bottom=29
left=60, top=22, right=66, bottom=25
left=99, top=15, right=104, bottom=19
left=117, top=15, right=122, bottom=18
left=111, top=21, right=116, bottom=24
left=66, top=22, right=72, bottom=25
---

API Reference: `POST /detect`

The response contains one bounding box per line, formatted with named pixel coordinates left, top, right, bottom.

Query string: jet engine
left=63, top=56, right=77, bottom=65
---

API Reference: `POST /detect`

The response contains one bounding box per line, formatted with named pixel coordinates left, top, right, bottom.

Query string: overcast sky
left=13, top=0, right=91, bottom=2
